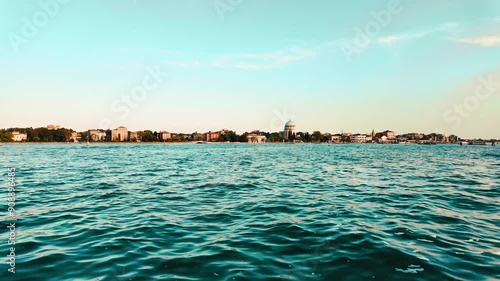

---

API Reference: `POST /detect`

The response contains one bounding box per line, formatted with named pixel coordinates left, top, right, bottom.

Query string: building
left=382, top=130, right=397, bottom=139
left=112, top=126, right=128, bottom=142
left=89, top=130, right=106, bottom=141
left=46, top=125, right=60, bottom=130
left=159, top=131, right=171, bottom=141
left=283, top=120, right=296, bottom=140
left=204, top=131, right=221, bottom=142
left=406, top=133, right=423, bottom=140
left=246, top=133, right=267, bottom=143
left=331, top=134, right=342, bottom=143
left=378, top=135, right=398, bottom=144
left=70, top=132, right=81, bottom=143
left=11, top=131, right=27, bottom=142
left=397, top=136, right=408, bottom=143
left=350, top=134, right=367, bottom=143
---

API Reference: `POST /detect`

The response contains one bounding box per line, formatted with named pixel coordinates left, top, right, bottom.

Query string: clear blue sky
left=1, top=0, right=499, bottom=138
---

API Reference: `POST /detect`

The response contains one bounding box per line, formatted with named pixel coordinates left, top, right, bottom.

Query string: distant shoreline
left=0, top=142, right=495, bottom=146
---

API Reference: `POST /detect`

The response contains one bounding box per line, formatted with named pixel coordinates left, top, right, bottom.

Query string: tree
left=78, top=130, right=89, bottom=143
left=105, top=129, right=112, bottom=142
left=312, top=131, right=322, bottom=143
left=269, top=132, right=282, bottom=142
left=238, top=132, right=249, bottom=143
left=304, top=132, right=311, bottom=142
left=0, top=130, right=13, bottom=142
left=141, top=130, right=158, bottom=142
left=218, top=130, right=239, bottom=142
left=448, top=135, right=459, bottom=143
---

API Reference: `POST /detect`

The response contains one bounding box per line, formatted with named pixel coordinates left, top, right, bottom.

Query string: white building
left=283, top=120, right=296, bottom=140
left=331, top=135, right=341, bottom=143
left=246, top=133, right=267, bottom=143
left=350, top=134, right=367, bottom=143
left=70, top=132, right=81, bottom=143
left=89, top=130, right=106, bottom=141
left=12, top=132, right=27, bottom=142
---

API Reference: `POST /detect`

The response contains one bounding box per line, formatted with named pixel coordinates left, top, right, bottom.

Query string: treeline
left=0, top=127, right=326, bottom=143
left=0, top=128, right=74, bottom=142
left=3, top=127, right=490, bottom=143
left=243, top=131, right=326, bottom=143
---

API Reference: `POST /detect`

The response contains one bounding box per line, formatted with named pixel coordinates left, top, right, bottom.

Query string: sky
left=0, top=0, right=499, bottom=138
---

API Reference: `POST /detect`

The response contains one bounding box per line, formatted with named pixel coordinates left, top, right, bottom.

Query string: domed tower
left=284, top=120, right=296, bottom=140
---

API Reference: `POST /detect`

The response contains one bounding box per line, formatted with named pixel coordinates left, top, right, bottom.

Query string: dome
left=284, top=120, right=295, bottom=128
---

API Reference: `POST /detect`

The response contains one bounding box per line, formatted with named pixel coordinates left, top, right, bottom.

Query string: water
left=0, top=144, right=499, bottom=281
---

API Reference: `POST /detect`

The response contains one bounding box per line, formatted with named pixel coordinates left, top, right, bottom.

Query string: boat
left=196, top=141, right=206, bottom=144
left=469, top=141, right=486, bottom=145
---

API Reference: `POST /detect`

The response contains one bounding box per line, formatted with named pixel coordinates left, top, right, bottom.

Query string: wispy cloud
left=167, top=60, right=201, bottom=68
left=377, top=22, right=459, bottom=45
left=456, top=35, right=500, bottom=47
left=213, top=48, right=316, bottom=70
left=101, top=63, right=154, bottom=72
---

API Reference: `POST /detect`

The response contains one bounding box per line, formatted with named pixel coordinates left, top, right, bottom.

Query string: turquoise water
left=0, top=144, right=499, bottom=281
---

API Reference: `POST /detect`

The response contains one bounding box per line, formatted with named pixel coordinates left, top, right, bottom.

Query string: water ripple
left=0, top=144, right=498, bottom=280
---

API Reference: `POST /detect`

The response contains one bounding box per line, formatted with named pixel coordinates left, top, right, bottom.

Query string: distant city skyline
left=1, top=0, right=499, bottom=139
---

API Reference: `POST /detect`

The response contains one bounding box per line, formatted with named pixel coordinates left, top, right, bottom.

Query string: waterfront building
left=89, top=130, right=106, bottom=141
left=378, top=135, right=398, bottom=144
left=159, top=131, right=172, bottom=141
left=406, top=133, right=423, bottom=140
left=340, top=132, right=352, bottom=143
left=246, top=133, right=267, bottom=143
left=283, top=120, right=296, bottom=140
left=331, top=134, right=341, bottom=143
left=204, top=131, right=221, bottom=142
left=382, top=130, right=397, bottom=139
left=70, top=132, right=81, bottom=143
left=350, top=134, right=367, bottom=143
left=397, top=136, right=408, bottom=143
left=112, top=126, right=128, bottom=142
left=11, top=131, right=27, bottom=142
